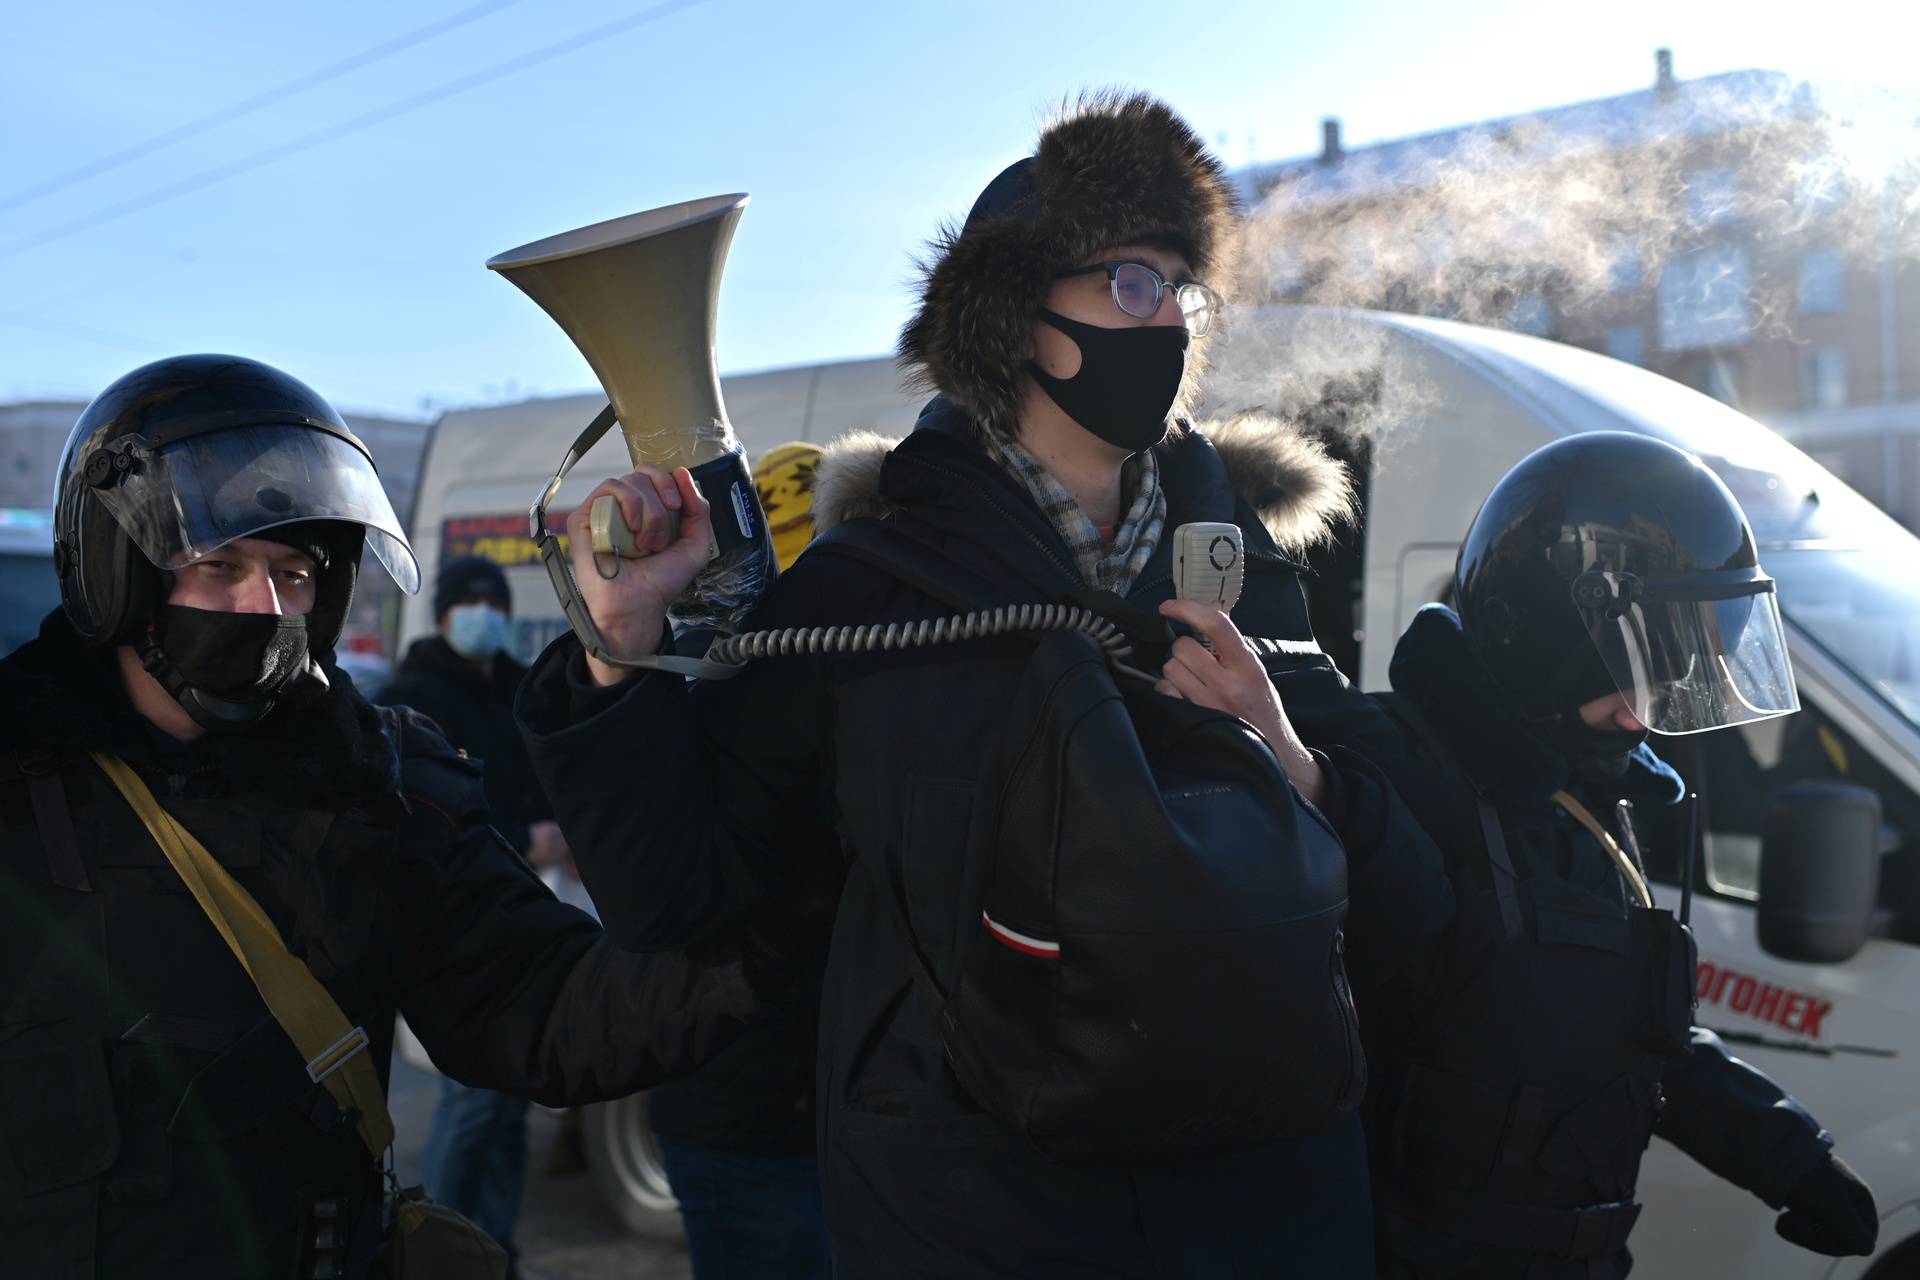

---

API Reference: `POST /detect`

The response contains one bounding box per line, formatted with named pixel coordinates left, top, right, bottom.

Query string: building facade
left=1243, top=50, right=1920, bottom=525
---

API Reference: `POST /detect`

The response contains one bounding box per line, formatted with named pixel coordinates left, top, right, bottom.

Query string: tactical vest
left=1373, top=695, right=1697, bottom=1277
left=0, top=743, right=417, bottom=1279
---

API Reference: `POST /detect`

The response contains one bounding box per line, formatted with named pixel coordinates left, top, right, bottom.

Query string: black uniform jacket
left=1339, top=605, right=1835, bottom=1279
left=519, top=400, right=1446, bottom=1278
left=378, top=635, right=551, bottom=857
left=0, top=612, right=759, bottom=1280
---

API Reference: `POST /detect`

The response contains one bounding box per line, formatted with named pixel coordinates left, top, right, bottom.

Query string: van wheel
left=582, top=1095, right=684, bottom=1243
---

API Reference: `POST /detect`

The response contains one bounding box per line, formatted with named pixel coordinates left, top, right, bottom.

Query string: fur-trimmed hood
left=898, top=92, right=1239, bottom=438
left=812, top=412, right=1352, bottom=554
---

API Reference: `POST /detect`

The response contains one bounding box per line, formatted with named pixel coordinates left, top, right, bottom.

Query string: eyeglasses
left=1051, top=260, right=1222, bottom=337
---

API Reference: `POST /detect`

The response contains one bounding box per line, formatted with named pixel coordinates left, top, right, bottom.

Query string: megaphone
left=487, top=194, right=777, bottom=657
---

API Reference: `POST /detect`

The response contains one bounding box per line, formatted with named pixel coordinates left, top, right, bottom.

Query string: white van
left=402, top=314, right=1920, bottom=1274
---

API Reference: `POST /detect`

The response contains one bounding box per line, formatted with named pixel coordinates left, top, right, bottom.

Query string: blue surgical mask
left=446, top=603, right=511, bottom=659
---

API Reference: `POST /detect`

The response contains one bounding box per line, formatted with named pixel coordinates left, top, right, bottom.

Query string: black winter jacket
left=377, top=635, right=550, bottom=857
left=519, top=400, right=1446, bottom=1277
left=0, top=611, right=759, bottom=1279
left=1341, top=605, right=1834, bottom=1279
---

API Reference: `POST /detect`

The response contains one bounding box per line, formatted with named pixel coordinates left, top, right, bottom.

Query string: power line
left=0, top=312, right=157, bottom=353
left=0, top=0, right=532, bottom=217
left=0, top=0, right=716, bottom=263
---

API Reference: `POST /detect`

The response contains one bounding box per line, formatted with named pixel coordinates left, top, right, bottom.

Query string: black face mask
left=1028, top=310, right=1189, bottom=452
left=144, top=604, right=316, bottom=729
left=1533, top=713, right=1650, bottom=769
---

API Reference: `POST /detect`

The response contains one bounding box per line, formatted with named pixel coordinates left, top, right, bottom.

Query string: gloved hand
left=1776, top=1152, right=1878, bottom=1256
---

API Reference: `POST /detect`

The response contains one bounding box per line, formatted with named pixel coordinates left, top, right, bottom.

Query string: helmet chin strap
left=133, top=627, right=323, bottom=730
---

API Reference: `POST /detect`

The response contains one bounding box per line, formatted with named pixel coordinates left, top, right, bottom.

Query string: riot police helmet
left=1454, top=431, right=1798, bottom=736
left=53, top=353, right=420, bottom=652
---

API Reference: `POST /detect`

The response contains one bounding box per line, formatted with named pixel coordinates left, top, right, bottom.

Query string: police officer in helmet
left=1, top=354, right=766, bottom=1278
left=1346, top=432, right=1878, bottom=1277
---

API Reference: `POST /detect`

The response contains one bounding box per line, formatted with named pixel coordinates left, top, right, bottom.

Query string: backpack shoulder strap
left=806, top=524, right=1000, bottom=1023
left=808, top=519, right=1001, bottom=615
left=850, top=846, right=953, bottom=1004
left=1375, top=692, right=1525, bottom=940
left=0, top=745, right=92, bottom=893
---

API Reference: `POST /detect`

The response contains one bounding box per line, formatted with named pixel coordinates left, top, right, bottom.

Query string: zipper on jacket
left=1330, top=929, right=1365, bottom=1111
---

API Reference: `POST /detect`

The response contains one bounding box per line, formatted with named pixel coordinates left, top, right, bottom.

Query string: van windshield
left=1766, top=546, right=1920, bottom=730
left=1676, top=448, right=1920, bottom=734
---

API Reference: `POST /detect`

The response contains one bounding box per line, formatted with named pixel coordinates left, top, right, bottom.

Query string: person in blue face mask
left=378, top=555, right=569, bottom=1279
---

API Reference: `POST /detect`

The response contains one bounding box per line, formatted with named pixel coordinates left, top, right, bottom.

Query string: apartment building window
left=1686, top=168, right=1740, bottom=228
left=1507, top=292, right=1553, bottom=336
left=1798, top=250, right=1846, bottom=316
left=1657, top=245, right=1753, bottom=350
left=1605, top=325, right=1646, bottom=367
left=1801, top=349, right=1849, bottom=410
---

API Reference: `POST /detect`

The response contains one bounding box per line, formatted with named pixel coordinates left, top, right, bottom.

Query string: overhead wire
left=0, top=0, right=717, bottom=263
left=0, top=0, right=533, bottom=217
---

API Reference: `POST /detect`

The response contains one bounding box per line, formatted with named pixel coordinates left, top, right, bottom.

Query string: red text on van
left=1696, top=963, right=1831, bottom=1039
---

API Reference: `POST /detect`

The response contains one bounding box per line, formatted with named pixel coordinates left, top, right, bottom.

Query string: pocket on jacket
left=0, top=1038, right=117, bottom=1278
left=0, top=1038, right=119, bottom=1195
left=900, top=776, right=978, bottom=983
left=1531, top=875, right=1631, bottom=954
left=1387, top=1061, right=1509, bottom=1196
left=1533, top=1070, right=1661, bottom=1199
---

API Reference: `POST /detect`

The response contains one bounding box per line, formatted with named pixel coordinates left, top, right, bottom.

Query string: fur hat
left=898, top=91, right=1240, bottom=440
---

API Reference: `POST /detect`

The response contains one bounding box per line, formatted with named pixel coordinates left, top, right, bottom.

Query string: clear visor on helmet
left=90, top=424, right=420, bottom=594
left=1585, top=573, right=1798, bottom=735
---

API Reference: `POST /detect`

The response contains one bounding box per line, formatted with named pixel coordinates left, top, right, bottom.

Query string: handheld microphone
left=1170, top=522, right=1245, bottom=652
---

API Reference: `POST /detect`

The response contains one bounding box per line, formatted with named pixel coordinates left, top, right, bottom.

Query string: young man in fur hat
left=520, top=92, right=1442, bottom=1276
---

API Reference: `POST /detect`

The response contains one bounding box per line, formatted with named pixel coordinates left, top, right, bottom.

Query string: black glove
left=1776, top=1152, right=1878, bottom=1257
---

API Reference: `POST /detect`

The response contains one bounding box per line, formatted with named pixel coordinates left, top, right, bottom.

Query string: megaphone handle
left=590, top=492, right=680, bottom=556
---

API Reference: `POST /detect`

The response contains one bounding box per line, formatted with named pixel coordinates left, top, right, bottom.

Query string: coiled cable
left=703, top=602, right=1132, bottom=669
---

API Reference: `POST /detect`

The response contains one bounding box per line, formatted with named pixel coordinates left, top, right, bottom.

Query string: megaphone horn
left=488, top=194, right=778, bottom=648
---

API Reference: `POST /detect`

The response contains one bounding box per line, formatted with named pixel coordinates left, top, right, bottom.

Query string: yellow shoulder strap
left=1551, top=788, right=1655, bottom=909
left=89, top=752, right=396, bottom=1157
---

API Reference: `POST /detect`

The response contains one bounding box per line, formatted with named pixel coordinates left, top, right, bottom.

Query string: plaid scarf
left=983, top=433, right=1166, bottom=594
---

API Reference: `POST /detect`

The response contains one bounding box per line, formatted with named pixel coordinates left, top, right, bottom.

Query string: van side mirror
left=1757, top=782, right=1881, bottom=964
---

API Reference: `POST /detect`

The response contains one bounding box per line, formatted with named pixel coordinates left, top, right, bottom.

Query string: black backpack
left=817, top=519, right=1365, bottom=1161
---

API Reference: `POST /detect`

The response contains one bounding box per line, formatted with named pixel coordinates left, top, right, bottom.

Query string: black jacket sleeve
left=385, top=709, right=761, bottom=1106
left=377, top=667, right=538, bottom=859
left=513, top=562, right=864, bottom=953
left=1653, top=1027, right=1835, bottom=1206
left=1316, top=742, right=1457, bottom=990
left=1287, top=677, right=1457, bottom=994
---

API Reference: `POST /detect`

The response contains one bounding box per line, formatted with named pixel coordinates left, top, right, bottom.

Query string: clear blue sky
left=2, top=0, right=1913, bottom=418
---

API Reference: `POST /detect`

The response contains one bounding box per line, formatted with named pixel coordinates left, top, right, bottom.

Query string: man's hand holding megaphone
left=491, top=196, right=782, bottom=673
left=567, top=463, right=713, bottom=687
